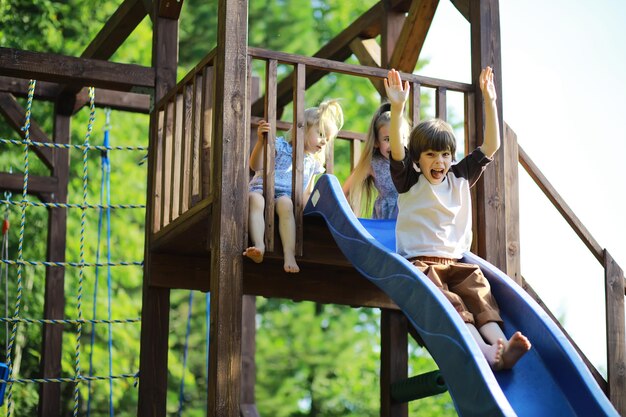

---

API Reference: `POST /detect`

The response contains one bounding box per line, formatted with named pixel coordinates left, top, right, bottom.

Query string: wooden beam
left=241, top=296, right=257, bottom=405
left=518, top=145, right=604, bottom=263
left=469, top=0, right=511, bottom=273
left=0, top=172, right=58, bottom=197
left=349, top=38, right=385, bottom=95
left=604, top=250, right=625, bottom=415
left=208, top=0, right=248, bottom=414
left=0, top=47, right=154, bottom=92
left=450, top=0, right=470, bottom=21
left=0, top=92, right=55, bottom=171
left=37, top=106, right=71, bottom=417
left=72, top=87, right=151, bottom=114
left=159, top=0, right=184, bottom=19
left=389, top=0, right=440, bottom=73
left=81, top=0, right=149, bottom=61
left=137, top=4, right=178, bottom=416
left=0, top=76, right=60, bottom=101
left=381, top=310, right=408, bottom=417
left=250, top=0, right=412, bottom=116
left=0, top=76, right=151, bottom=113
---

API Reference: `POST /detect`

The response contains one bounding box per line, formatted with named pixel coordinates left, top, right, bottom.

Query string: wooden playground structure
left=0, top=0, right=624, bottom=416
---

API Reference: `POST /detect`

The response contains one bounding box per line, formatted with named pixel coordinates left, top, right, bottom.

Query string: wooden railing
left=518, top=144, right=625, bottom=413
left=247, top=47, right=474, bottom=255
left=151, top=52, right=215, bottom=234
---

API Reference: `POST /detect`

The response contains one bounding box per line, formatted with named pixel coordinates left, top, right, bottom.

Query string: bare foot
left=283, top=253, right=300, bottom=273
left=483, top=338, right=505, bottom=371
left=243, top=246, right=264, bottom=263
left=501, top=332, right=531, bottom=369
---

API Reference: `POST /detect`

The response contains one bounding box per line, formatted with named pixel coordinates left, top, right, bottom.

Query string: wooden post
left=469, top=0, right=520, bottom=279
left=207, top=0, right=248, bottom=415
left=241, top=295, right=257, bottom=408
left=137, top=2, right=179, bottom=415
left=37, top=101, right=70, bottom=417
left=604, top=250, right=625, bottom=415
left=381, top=309, right=408, bottom=417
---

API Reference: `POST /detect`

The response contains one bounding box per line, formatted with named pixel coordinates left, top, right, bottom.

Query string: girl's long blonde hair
left=347, top=102, right=409, bottom=217
left=286, top=99, right=344, bottom=166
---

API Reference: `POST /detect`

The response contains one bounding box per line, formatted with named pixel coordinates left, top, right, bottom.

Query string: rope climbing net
left=0, top=80, right=146, bottom=417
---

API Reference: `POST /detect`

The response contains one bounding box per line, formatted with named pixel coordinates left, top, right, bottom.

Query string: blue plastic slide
left=304, top=174, right=618, bottom=417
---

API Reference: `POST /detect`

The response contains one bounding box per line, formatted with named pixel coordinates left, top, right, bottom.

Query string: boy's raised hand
left=479, top=66, right=497, bottom=102
left=384, top=69, right=410, bottom=108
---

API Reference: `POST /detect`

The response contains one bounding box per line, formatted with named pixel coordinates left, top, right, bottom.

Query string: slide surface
left=304, top=174, right=618, bottom=417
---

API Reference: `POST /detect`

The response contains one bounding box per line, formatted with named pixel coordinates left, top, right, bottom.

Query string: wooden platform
left=148, top=202, right=398, bottom=310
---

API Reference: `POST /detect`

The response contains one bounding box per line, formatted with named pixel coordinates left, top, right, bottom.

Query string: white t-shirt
left=390, top=148, right=492, bottom=259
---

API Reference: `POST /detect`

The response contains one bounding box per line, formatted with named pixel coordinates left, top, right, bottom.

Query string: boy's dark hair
left=408, top=118, right=457, bottom=163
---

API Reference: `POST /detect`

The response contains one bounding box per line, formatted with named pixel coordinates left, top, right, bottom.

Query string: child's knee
left=275, top=196, right=293, bottom=215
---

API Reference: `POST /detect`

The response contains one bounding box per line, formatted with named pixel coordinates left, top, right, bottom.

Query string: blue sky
left=417, top=0, right=626, bottom=374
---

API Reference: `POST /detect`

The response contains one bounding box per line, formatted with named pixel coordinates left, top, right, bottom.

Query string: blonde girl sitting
left=343, top=102, right=410, bottom=219
left=244, top=99, right=344, bottom=273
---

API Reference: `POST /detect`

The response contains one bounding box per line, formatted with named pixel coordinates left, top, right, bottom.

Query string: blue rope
left=177, top=291, right=194, bottom=417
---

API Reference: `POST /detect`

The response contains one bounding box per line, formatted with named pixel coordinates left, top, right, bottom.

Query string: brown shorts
left=410, top=256, right=502, bottom=328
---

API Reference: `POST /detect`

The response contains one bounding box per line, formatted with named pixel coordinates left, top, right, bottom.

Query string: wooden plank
left=389, top=0, right=440, bottom=72
left=0, top=76, right=64, bottom=101
left=201, top=66, right=214, bottom=200
left=248, top=47, right=474, bottom=92
left=450, top=0, right=470, bottom=21
left=503, top=123, right=521, bottom=284
left=72, top=87, right=150, bottom=114
left=208, top=0, right=249, bottom=413
left=161, top=100, right=174, bottom=228
left=180, top=82, right=193, bottom=214
left=0, top=172, right=58, bottom=197
left=381, top=310, right=408, bottom=417
left=159, top=0, right=184, bottom=19
left=604, top=250, right=626, bottom=415
left=241, top=296, right=256, bottom=405
left=469, top=0, right=508, bottom=272
left=152, top=109, right=164, bottom=232
left=0, top=92, right=55, bottom=171
left=0, top=76, right=151, bottom=113
left=0, top=47, right=154, bottom=92
left=292, top=64, right=305, bottom=257
left=191, top=73, right=203, bottom=206
left=380, top=5, right=405, bottom=67
left=409, top=82, right=421, bottom=126
left=137, top=9, right=178, bottom=417
left=170, top=93, right=183, bottom=221
left=349, top=38, right=385, bottom=95
left=435, top=87, right=447, bottom=121
left=263, top=59, right=277, bottom=253
left=37, top=107, right=70, bottom=417
left=518, top=145, right=604, bottom=263
left=81, top=0, right=148, bottom=60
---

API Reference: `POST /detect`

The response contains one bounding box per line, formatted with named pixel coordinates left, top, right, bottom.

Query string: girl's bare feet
left=243, top=246, right=264, bottom=263
left=283, top=252, right=300, bottom=273
left=501, top=331, right=531, bottom=369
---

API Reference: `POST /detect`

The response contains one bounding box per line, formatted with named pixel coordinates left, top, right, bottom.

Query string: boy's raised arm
left=384, top=69, right=410, bottom=162
left=478, top=66, right=501, bottom=158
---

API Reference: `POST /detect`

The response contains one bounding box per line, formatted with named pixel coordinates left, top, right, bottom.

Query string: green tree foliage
left=1, top=0, right=459, bottom=416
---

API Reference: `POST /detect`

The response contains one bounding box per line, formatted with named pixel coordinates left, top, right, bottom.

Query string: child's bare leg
left=479, top=322, right=531, bottom=370
left=467, top=323, right=504, bottom=370
left=276, top=196, right=299, bottom=273
left=243, top=192, right=265, bottom=263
